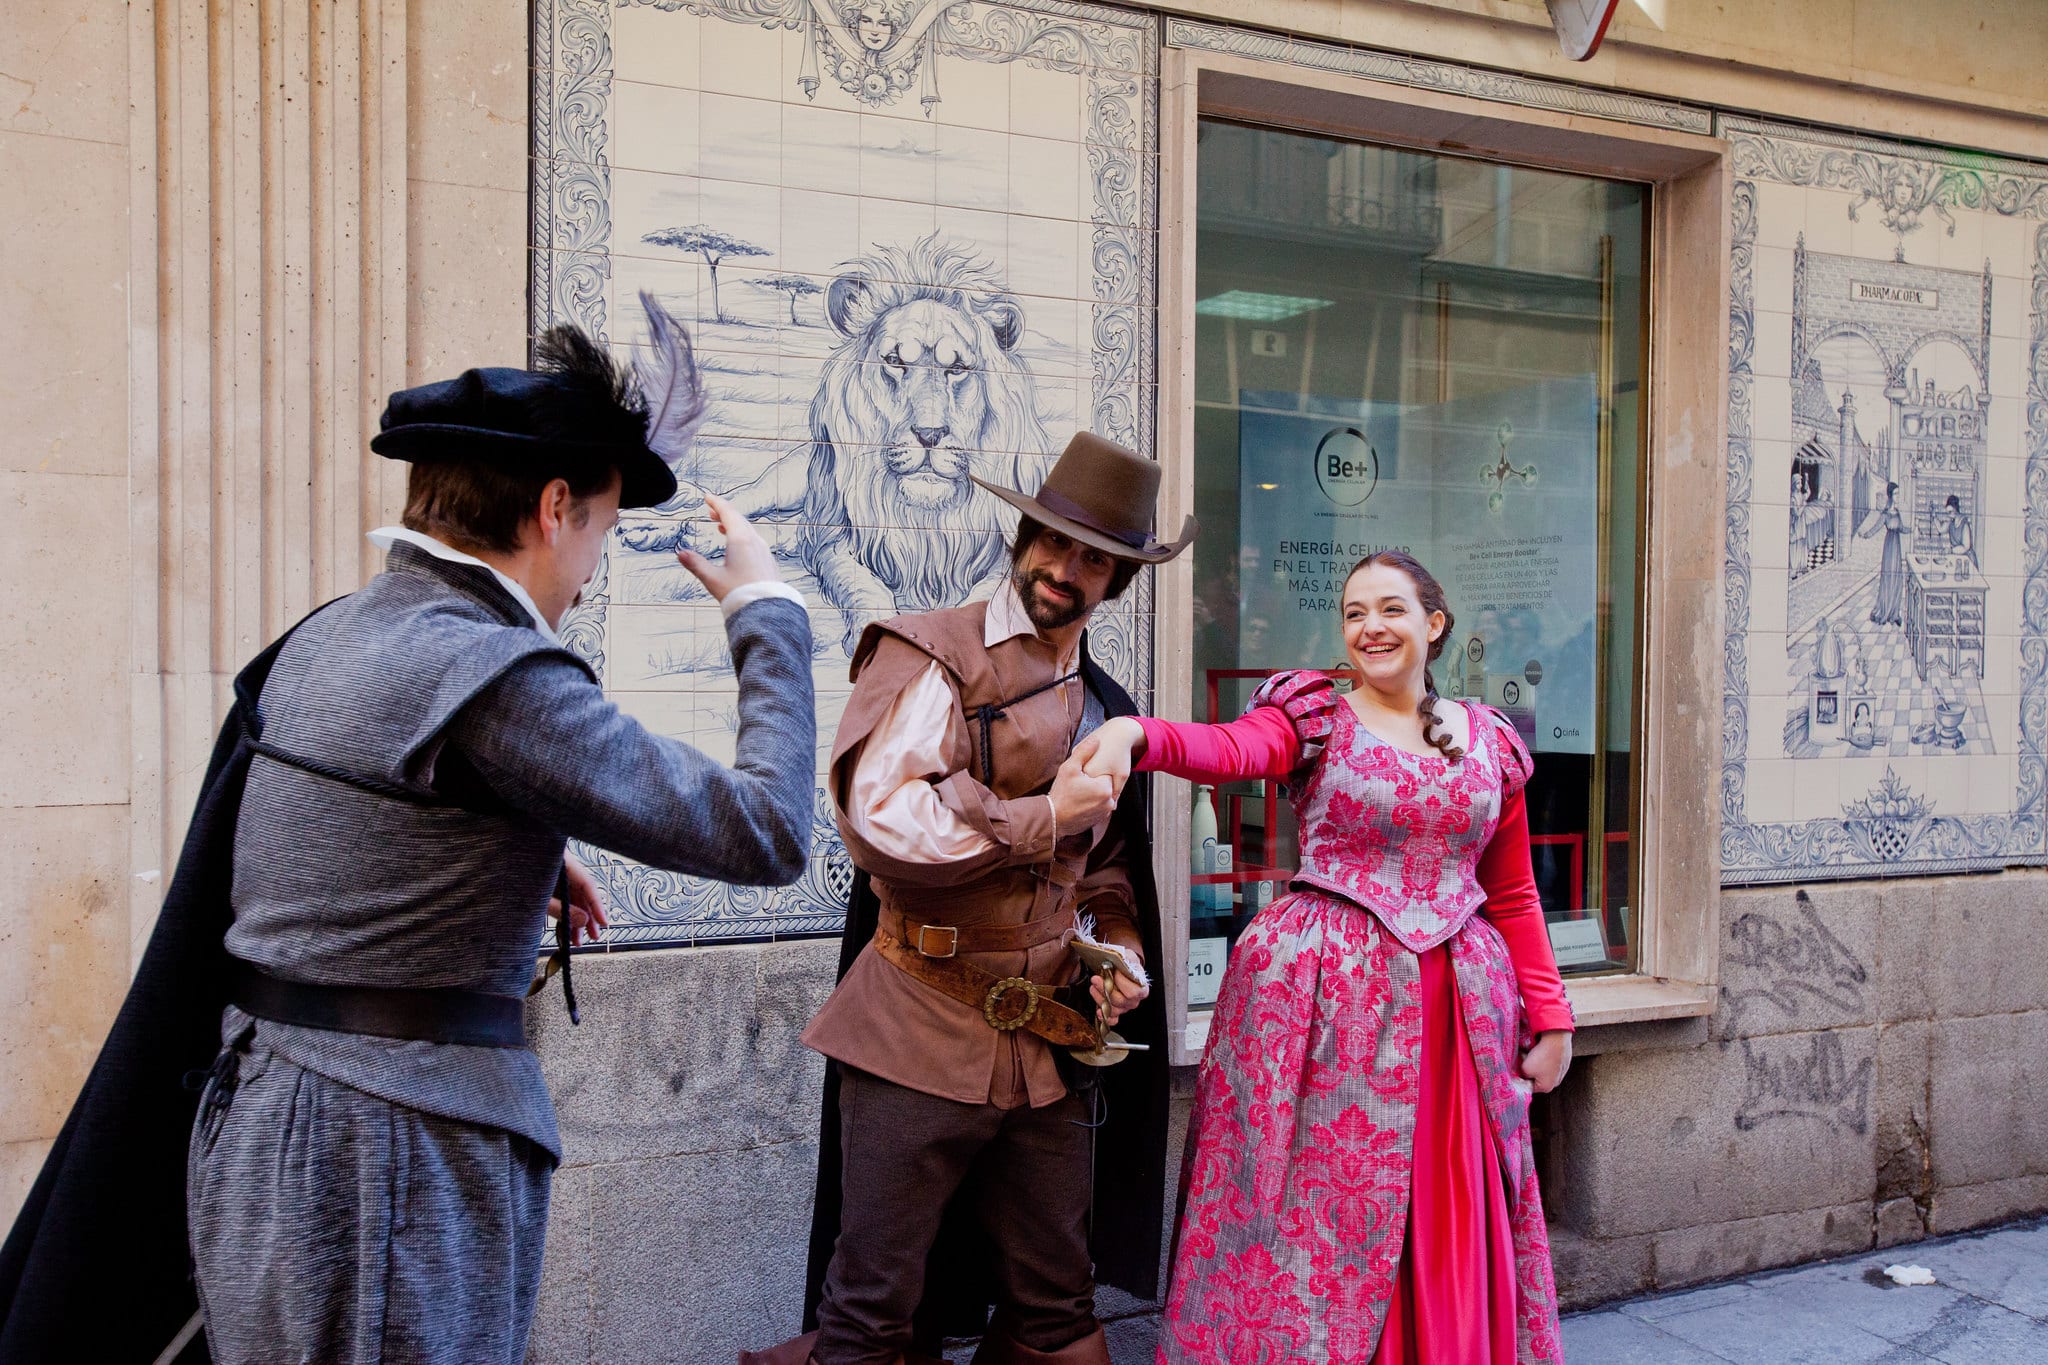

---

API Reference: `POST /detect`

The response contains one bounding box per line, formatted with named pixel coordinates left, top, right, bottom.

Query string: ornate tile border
left=530, top=0, right=616, bottom=366
left=530, top=0, right=1159, bottom=944
left=530, top=10, right=2048, bottom=925
left=1163, top=17, right=1711, bottom=135
left=1719, top=114, right=2048, bottom=883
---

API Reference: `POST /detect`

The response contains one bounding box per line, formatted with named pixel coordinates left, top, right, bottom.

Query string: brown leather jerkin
left=800, top=600, right=1141, bottom=1110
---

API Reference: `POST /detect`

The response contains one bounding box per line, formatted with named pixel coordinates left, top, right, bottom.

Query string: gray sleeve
left=443, top=597, right=816, bottom=885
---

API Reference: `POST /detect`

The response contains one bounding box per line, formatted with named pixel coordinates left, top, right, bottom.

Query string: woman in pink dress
left=1078, top=550, right=1575, bottom=1364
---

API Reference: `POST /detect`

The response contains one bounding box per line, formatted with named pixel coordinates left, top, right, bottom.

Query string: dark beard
left=1014, top=564, right=1090, bottom=630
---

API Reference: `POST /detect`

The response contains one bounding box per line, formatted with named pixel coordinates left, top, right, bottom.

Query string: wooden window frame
left=1153, top=48, right=1729, bottom=1064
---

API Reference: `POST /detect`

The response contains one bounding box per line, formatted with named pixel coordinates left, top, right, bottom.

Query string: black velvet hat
left=370, top=326, right=679, bottom=508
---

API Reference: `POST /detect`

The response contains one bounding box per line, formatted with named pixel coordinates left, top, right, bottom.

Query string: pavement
left=1068, top=1216, right=2048, bottom=1363
left=1559, top=1216, right=2048, bottom=1363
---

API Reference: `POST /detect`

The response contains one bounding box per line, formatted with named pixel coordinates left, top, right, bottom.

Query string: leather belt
left=871, top=930, right=1099, bottom=1050
left=877, top=906, right=1075, bottom=958
left=231, top=961, right=528, bottom=1049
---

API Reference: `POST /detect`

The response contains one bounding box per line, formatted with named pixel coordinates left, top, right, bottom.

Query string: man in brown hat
left=747, top=433, right=1194, bottom=1365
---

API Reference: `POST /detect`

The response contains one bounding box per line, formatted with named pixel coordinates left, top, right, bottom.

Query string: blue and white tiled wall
left=1719, top=117, right=2048, bottom=882
left=530, top=6, right=2048, bottom=944
left=532, top=0, right=1157, bottom=943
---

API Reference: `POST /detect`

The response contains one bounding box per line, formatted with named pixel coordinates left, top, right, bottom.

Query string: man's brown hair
left=402, top=460, right=616, bottom=556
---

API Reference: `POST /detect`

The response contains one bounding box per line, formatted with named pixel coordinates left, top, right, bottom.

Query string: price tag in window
left=1546, top=916, right=1609, bottom=968
left=1188, top=936, right=1228, bottom=1007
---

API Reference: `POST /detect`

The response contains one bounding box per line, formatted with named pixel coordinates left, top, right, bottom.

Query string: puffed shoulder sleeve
left=1246, top=670, right=1343, bottom=786
left=1479, top=705, right=1534, bottom=797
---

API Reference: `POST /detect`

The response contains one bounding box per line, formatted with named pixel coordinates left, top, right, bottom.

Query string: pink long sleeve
left=1132, top=708, right=1303, bottom=785
left=1475, top=791, right=1576, bottom=1034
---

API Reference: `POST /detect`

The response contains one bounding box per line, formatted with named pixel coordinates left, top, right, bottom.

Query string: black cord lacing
left=248, top=733, right=580, bottom=1025
left=973, top=670, right=1080, bottom=783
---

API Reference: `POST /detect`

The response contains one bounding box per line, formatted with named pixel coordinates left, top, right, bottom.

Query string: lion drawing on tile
left=625, top=235, right=1050, bottom=653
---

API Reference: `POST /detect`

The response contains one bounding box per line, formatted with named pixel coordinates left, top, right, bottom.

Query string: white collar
left=367, top=526, right=559, bottom=643
left=985, top=579, right=1079, bottom=674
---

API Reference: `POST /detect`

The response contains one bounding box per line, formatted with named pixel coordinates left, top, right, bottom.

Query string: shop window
left=1183, top=119, right=1650, bottom=993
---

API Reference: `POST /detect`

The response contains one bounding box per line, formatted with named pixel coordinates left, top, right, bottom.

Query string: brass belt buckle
left=914, top=923, right=958, bottom=959
left=982, top=977, right=1040, bottom=1031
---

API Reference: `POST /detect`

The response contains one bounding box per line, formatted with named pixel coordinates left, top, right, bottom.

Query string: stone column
left=130, top=0, right=410, bottom=959
left=0, top=0, right=410, bottom=1228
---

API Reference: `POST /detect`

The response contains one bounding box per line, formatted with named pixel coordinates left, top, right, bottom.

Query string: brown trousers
left=813, top=1067, right=1108, bottom=1365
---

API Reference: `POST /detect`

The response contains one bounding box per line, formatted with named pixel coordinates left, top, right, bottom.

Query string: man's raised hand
left=675, top=492, right=780, bottom=603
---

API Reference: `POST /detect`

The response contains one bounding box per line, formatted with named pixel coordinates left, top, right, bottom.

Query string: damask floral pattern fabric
left=1142, top=672, right=1563, bottom=1363
left=1254, top=671, right=1532, bottom=954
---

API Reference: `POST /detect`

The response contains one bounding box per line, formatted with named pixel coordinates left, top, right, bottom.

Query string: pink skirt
left=1158, top=889, right=1561, bottom=1364
left=1372, top=945, right=1518, bottom=1365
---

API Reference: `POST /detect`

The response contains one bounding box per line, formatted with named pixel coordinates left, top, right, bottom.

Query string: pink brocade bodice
left=1257, top=671, right=1529, bottom=954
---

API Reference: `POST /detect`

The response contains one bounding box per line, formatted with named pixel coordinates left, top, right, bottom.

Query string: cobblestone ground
left=949, top=1215, right=2048, bottom=1362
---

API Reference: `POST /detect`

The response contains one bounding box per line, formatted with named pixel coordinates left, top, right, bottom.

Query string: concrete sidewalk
left=1561, top=1217, right=2048, bottom=1363
left=1061, top=1216, right=2048, bottom=1362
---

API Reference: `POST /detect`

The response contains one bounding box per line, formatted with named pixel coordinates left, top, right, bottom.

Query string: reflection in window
left=1188, top=120, right=1649, bottom=981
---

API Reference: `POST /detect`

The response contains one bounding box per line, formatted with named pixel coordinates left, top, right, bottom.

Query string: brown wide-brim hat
left=973, top=431, right=1198, bottom=565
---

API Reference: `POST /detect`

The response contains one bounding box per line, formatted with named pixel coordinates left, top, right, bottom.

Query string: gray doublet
left=190, top=542, right=815, bottom=1363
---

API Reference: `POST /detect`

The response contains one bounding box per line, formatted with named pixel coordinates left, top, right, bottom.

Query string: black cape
left=800, top=644, right=1171, bottom=1342
left=0, top=611, right=327, bottom=1364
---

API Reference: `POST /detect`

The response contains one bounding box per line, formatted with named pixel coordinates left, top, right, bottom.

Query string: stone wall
left=45, top=846, right=2031, bottom=1347
left=526, top=942, right=840, bottom=1362
left=525, top=870, right=2048, bottom=1357
left=1548, top=868, right=2048, bottom=1308
left=0, top=0, right=520, bottom=1235
left=525, top=940, right=1192, bottom=1362
left=1, top=0, right=139, bottom=1226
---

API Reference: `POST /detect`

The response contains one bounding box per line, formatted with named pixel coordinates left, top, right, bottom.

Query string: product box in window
left=1485, top=674, right=1538, bottom=743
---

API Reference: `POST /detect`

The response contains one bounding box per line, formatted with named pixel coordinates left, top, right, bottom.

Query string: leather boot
left=969, top=1323, right=1111, bottom=1365
left=737, top=1330, right=816, bottom=1365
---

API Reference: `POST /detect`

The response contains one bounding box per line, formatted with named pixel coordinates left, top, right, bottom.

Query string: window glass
left=1188, top=120, right=1649, bottom=986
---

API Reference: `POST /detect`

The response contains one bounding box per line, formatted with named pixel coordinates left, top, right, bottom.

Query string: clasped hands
left=1054, top=715, right=1147, bottom=829
left=1051, top=733, right=1151, bottom=1027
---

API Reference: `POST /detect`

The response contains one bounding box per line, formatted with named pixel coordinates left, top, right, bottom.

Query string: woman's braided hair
left=1346, top=549, right=1465, bottom=762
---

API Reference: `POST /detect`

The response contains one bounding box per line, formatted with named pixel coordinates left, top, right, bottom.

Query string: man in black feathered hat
left=0, top=325, right=818, bottom=1364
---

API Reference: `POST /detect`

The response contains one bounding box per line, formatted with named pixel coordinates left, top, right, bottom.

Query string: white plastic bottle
left=1187, top=784, right=1227, bottom=1006
left=1191, top=784, right=1220, bottom=912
